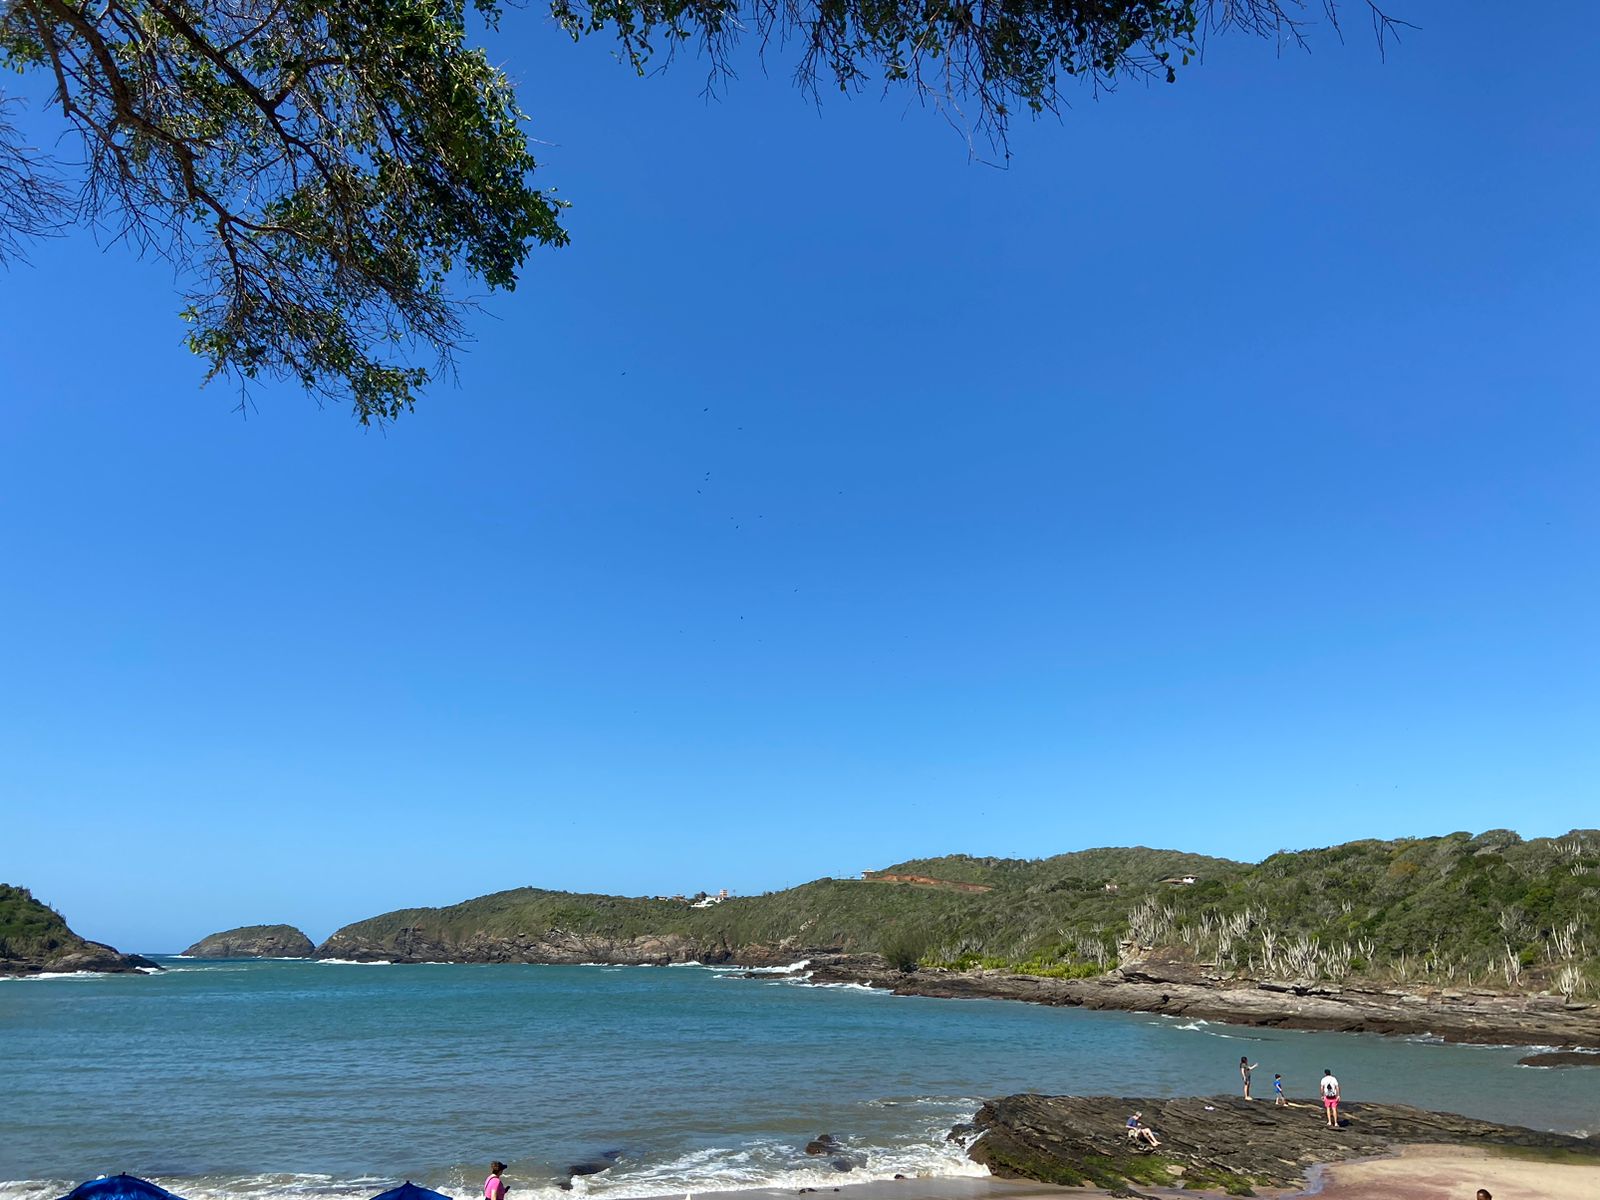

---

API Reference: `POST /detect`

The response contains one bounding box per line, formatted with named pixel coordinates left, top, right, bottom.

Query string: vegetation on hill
left=0, top=884, right=80, bottom=961
left=323, top=830, right=1600, bottom=996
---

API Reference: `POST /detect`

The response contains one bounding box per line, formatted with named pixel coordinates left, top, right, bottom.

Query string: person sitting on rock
left=1125, top=1111, right=1160, bottom=1149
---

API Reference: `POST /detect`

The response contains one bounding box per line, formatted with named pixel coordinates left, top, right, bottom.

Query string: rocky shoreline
left=306, top=919, right=1600, bottom=1049
left=802, top=956, right=1600, bottom=1049
left=306, top=908, right=1600, bottom=1049
left=0, top=940, right=159, bottom=977
left=961, top=1092, right=1598, bottom=1195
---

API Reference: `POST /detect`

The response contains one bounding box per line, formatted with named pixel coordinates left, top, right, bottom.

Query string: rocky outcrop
left=183, top=924, right=314, bottom=958
left=804, top=956, right=1600, bottom=1049
left=1519, top=1051, right=1600, bottom=1067
left=0, top=940, right=161, bottom=976
left=0, top=884, right=160, bottom=977
left=964, top=1093, right=1597, bottom=1194
left=802, top=1134, right=864, bottom=1172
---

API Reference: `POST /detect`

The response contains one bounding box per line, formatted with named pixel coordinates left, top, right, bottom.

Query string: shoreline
left=800, top=958, right=1600, bottom=1050
left=611, top=1140, right=1600, bottom=1200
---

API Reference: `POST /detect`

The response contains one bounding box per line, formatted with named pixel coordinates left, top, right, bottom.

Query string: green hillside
left=0, top=884, right=80, bottom=960
left=323, top=830, right=1600, bottom=995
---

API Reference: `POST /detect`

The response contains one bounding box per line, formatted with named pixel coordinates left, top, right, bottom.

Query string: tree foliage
left=0, top=2, right=1403, bottom=420
left=1, top=0, right=567, bottom=422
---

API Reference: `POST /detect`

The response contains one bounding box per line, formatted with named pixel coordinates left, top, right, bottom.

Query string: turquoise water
left=3, top=959, right=1596, bottom=1200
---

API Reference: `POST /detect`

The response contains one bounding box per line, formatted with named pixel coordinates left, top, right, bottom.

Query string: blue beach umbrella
left=368, top=1184, right=452, bottom=1200
left=57, top=1177, right=189, bottom=1200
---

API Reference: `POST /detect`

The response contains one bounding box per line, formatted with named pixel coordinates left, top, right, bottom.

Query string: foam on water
left=0, top=1104, right=989, bottom=1200
left=710, top=961, right=810, bottom=976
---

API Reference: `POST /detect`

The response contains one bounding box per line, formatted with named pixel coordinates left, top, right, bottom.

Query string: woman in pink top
left=484, top=1162, right=508, bottom=1200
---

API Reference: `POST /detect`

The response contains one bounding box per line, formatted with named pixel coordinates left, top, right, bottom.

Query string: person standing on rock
left=1319, top=1069, right=1341, bottom=1127
left=485, top=1162, right=509, bottom=1200
left=1240, top=1056, right=1259, bottom=1099
left=1273, top=1073, right=1286, bottom=1107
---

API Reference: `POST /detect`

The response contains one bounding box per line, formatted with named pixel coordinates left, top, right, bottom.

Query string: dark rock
left=1519, top=1051, right=1600, bottom=1067
left=962, top=1093, right=1599, bottom=1194
left=183, top=924, right=314, bottom=958
left=829, top=1159, right=852, bottom=1173
left=803, top=1135, right=839, bottom=1155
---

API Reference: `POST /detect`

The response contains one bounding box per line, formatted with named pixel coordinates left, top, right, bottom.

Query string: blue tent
left=368, top=1184, right=452, bottom=1200
left=57, top=1177, right=188, bottom=1200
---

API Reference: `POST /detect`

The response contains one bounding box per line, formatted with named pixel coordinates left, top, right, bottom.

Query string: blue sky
left=1, top=2, right=1595, bottom=952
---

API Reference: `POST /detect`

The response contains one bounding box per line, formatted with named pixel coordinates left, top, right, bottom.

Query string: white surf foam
left=736, top=959, right=812, bottom=975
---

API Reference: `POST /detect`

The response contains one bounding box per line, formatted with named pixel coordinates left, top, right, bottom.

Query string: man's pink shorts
left=1323, top=1097, right=1338, bottom=1108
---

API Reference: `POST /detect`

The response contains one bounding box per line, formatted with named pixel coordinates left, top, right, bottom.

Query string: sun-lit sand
left=1296, top=1143, right=1600, bottom=1199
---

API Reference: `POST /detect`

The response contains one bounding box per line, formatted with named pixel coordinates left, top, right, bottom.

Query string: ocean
left=3, top=959, right=1596, bottom=1200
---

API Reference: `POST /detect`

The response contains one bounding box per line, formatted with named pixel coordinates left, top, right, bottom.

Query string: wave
left=316, top=959, right=393, bottom=966
left=0, top=1115, right=988, bottom=1200
left=780, top=979, right=888, bottom=994
left=519, top=1111, right=987, bottom=1200
left=734, top=960, right=811, bottom=975
left=1159, top=1019, right=1258, bottom=1040
left=0, top=971, right=106, bottom=982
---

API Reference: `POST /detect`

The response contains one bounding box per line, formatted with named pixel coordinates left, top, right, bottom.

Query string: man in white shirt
left=1319, top=1069, right=1341, bottom=1127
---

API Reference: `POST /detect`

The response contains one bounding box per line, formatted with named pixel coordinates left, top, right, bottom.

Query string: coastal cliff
left=0, top=884, right=159, bottom=976
left=962, top=1092, right=1599, bottom=1194
left=183, top=924, right=314, bottom=958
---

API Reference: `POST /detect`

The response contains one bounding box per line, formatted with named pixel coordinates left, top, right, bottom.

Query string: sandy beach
left=1298, top=1143, right=1600, bottom=1199
left=677, top=1143, right=1600, bottom=1200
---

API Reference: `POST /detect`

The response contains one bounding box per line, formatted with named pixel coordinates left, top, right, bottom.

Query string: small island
left=183, top=924, right=314, bottom=958
left=0, top=884, right=158, bottom=976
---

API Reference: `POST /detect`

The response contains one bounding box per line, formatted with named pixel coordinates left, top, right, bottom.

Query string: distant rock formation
left=0, top=884, right=160, bottom=976
left=183, top=924, right=314, bottom=958
left=963, top=1093, right=1598, bottom=1194
left=315, top=924, right=750, bottom=965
